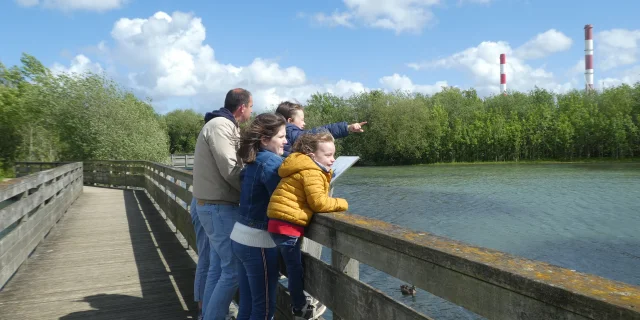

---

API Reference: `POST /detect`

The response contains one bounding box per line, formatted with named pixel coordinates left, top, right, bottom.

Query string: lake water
left=326, top=162, right=640, bottom=319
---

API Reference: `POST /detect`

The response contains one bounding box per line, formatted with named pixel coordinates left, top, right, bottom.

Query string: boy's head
left=275, top=101, right=305, bottom=129
left=292, top=131, right=336, bottom=168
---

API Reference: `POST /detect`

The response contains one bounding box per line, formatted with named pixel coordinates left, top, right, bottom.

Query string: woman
left=230, top=113, right=287, bottom=319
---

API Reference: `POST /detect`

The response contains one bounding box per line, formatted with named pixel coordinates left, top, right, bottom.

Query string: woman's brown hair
left=237, top=113, right=286, bottom=163
left=292, top=130, right=335, bottom=155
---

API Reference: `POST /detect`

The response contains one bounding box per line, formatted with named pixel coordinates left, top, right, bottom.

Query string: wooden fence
left=169, top=154, right=194, bottom=168
left=0, top=163, right=83, bottom=288
left=10, top=161, right=640, bottom=320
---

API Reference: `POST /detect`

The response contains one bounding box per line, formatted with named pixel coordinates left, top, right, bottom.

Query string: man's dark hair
left=224, top=88, right=252, bottom=112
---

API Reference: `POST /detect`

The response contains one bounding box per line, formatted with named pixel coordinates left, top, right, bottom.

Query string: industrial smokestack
left=585, top=24, right=594, bottom=91
left=500, top=53, right=506, bottom=95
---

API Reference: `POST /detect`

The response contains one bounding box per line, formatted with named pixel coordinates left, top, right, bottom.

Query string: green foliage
left=303, top=86, right=640, bottom=165
left=0, top=53, right=171, bottom=165
left=2, top=53, right=639, bottom=167
left=164, top=109, right=203, bottom=154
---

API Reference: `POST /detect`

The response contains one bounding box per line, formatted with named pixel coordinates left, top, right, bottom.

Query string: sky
left=1, top=0, right=639, bottom=114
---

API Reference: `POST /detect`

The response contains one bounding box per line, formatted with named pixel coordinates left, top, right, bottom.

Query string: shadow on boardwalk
left=60, top=189, right=199, bottom=320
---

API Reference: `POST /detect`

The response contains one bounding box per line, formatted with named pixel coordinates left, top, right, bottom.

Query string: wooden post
left=327, top=184, right=359, bottom=320
left=300, top=238, right=322, bottom=258
left=184, top=155, right=187, bottom=168
left=162, top=167, right=169, bottom=222
left=331, top=249, right=359, bottom=320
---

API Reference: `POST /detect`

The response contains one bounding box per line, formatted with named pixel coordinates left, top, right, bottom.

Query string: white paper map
left=330, top=156, right=360, bottom=185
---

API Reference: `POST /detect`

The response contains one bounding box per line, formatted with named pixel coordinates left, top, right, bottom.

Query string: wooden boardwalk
left=0, top=186, right=199, bottom=319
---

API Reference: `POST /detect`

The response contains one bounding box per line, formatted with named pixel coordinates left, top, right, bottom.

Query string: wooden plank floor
left=0, top=186, right=198, bottom=319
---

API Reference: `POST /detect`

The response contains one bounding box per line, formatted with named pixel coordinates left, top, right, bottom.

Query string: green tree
left=2, top=53, right=639, bottom=168
left=164, top=109, right=203, bottom=154
left=0, top=53, right=170, bottom=165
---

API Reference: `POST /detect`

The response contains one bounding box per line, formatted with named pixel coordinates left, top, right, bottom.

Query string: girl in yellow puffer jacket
left=266, top=131, right=348, bottom=319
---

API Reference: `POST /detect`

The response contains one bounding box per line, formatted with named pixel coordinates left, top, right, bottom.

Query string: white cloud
left=309, top=0, right=442, bottom=34
left=457, top=0, right=492, bottom=5
left=62, top=10, right=373, bottom=113
left=308, top=0, right=494, bottom=34
left=379, top=73, right=448, bottom=95
left=312, top=11, right=354, bottom=28
left=15, top=0, right=39, bottom=7
left=599, top=65, right=640, bottom=89
left=597, top=29, right=640, bottom=71
left=407, top=31, right=574, bottom=95
left=15, top=0, right=127, bottom=12
left=514, top=29, right=573, bottom=60
left=52, top=10, right=587, bottom=116
left=242, top=59, right=306, bottom=87
left=252, top=80, right=371, bottom=112
left=570, top=59, right=585, bottom=75
left=51, top=54, right=103, bottom=75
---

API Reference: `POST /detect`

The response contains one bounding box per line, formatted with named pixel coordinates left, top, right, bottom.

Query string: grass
left=0, top=167, right=16, bottom=180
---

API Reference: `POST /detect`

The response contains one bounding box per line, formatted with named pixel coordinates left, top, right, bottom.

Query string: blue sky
left=1, top=0, right=639, bottom=114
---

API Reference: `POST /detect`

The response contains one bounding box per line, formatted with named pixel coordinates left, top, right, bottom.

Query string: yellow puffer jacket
left=267, top=152, right=348, bottom=226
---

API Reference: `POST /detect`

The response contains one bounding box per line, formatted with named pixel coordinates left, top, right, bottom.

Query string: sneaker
left=313, top=303, right=327, bottom=318
left=306, top=296, right=320, bottom=307
left=293, top=300, right=327, bottom=320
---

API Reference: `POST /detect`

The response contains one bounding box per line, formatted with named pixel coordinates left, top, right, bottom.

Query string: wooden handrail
left=13, top=161, right=640, bottom=320
left=1, top=163, right=83, bottom=288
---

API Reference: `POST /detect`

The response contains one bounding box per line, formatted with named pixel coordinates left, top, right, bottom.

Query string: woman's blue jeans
left=232, top=241, right=279, bottom=320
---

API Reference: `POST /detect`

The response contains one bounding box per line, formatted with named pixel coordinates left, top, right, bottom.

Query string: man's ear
left=286, top=117, right=294, bottom=123
left=233, top=104, right=246, bottom=117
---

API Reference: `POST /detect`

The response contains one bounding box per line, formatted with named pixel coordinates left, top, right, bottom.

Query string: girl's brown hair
left=237, top=113, right=286, bottom=163
left=292, top=130, right=335, bottom=154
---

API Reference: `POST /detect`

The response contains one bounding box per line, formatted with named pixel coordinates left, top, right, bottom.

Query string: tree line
left=2, top=53, right=639, bottom=177
left=0, top=54, right=202, bottom=178
left=302, top=85, right=640, bottom=165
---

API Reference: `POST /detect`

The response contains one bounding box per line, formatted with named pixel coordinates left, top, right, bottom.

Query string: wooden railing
left=169, top=154, right=194, bottom=168
left=12, top=161, right=640, bottom=320
left=0, top=163, right=83, bottom=288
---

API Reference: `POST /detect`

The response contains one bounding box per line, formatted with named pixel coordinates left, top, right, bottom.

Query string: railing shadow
left=60, top=188, right=198, bottom=319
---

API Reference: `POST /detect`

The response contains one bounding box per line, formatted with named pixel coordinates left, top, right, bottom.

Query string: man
left=192, top=88, right=253, bottom=320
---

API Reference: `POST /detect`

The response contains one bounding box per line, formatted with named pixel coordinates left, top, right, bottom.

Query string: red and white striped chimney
left=500, top=53, right=506, bottom=94
left=584, top=24, right=594, bottom=91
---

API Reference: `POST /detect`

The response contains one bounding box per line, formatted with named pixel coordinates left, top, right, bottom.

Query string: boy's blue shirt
left=282, top=122, right=349, bottom=156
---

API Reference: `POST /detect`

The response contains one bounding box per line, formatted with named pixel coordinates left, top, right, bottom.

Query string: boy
left=275, top=101, right=367, bottom=157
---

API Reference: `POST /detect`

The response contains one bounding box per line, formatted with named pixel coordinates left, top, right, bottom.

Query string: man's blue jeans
left=271, top=234, right=306, bottom=311
left=197, top=202, right=239, bottom=320
left=232, top=241, right=279, bottom=320
left=190, top=198, right=210, bottom=307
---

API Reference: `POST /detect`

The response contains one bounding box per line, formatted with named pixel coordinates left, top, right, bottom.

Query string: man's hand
left=347, top=121, right=367, bottom=133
